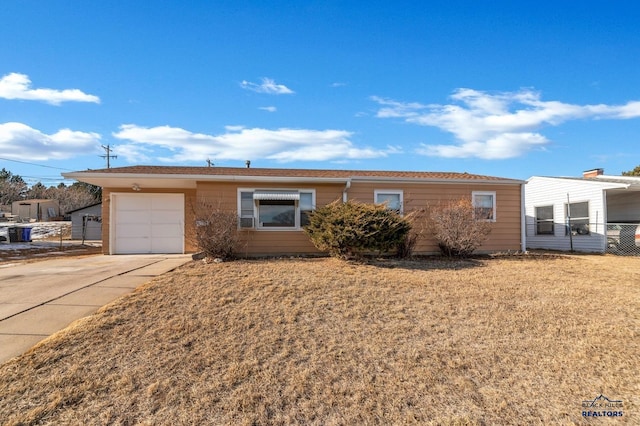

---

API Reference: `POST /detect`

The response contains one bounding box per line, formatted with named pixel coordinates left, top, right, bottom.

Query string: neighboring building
left=11, top=199, right=60, bottom=222
left=63, top=166, right=526, bottom=256
left=525, top=168, right=640, bottom=253
left=68, top=202, right=102, bottom=240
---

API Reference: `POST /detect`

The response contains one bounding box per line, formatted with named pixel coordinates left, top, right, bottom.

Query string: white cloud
left=111, top=144, right=153, bottom=164
left=240, top=78, right=294, bottom=95
left=417, top=133, right=549, bottom=159
left=113, top=124, right=398, bottom=163
left=0, top=73, right=100, bottom=105
left=371, top=96, right=427, bottom=119
left=0, top=122, right=101, bottom=160
left=373, top=89, right=640, bottom=159
left=259, top=106, right=277, bottom=112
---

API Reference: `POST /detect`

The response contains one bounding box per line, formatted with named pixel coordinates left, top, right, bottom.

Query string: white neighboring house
left=525, top=169, right=640, bottom=253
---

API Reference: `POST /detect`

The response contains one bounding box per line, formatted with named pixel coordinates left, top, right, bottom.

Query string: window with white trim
left=300, top=192, right=314, bottom=226
left=374, top=190, right=403, bottom=213
left=565, top=201, right=590, bottom=235
left=238, top=189, right=315, bottom=230
left=472, top=191, right=496, bottom=221
left=239, top=191, right=254, bottom=228
left=535, top=205, right=554, bottom=235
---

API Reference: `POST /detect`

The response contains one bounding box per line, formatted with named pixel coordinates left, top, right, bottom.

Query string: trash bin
left=8, top=227, right=20, bottom=243
left=22, top=227, right=32, bottom=242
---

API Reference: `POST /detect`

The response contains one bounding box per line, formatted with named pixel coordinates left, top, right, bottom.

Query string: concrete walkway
left=0, top=254, right=192, bottom=364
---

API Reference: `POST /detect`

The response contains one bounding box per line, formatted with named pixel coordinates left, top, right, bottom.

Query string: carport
left=605, top=184, right=640, bottom=255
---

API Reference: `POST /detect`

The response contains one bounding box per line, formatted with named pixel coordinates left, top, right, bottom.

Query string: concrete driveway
left=0, top=254, right=192, bottom=364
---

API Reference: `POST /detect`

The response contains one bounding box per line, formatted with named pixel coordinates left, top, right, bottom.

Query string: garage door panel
left=116, top=238, right=151, bottom=253
left=118, top=224, right=151, bottom=238
left=151, top=210, right=183, bottom=224
left=118, top=210, right=150, bottom=224
left=118, top=196, right=152, bottom=210
left=150, top=224, right=182, bottom=237
left=151, top=195, right=180, bottom=208
left=112, top=193, right=184, bottom=254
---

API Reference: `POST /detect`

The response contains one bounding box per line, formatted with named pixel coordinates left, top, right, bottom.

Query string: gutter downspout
left=521, top=183, right=526, bottom=252
left=342, top=179, right=351, bottom=203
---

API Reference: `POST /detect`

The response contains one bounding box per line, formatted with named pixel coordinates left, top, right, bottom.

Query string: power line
left=0, top=157, right=73, bottom=171
left=21, top=176, right=69, bottom=181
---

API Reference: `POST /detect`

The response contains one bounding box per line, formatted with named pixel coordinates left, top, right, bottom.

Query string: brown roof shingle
left=74, top=165, right=520, bottom=182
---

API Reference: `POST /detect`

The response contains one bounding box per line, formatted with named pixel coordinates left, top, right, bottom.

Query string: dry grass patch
left=0, top=255, right=638, bottom=425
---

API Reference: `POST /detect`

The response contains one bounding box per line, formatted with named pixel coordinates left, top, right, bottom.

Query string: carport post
left=567, top=193, right=574, bottom=252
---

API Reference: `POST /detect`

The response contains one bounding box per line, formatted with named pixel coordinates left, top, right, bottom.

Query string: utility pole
left=206, top=158, right=214, bottom=167
left=100, top=145, right=117, bottom=169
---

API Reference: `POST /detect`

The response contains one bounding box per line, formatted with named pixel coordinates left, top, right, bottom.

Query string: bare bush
left=429, top=197, right=492, bottom=257
left=190, top=199, right=240, bottom=260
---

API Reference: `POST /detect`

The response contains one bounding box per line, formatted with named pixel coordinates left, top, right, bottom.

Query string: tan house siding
left=192, top=180, right=523, bottom=256
left=196, top=181, right=345, bottom=256
left=73, top=167, right=522, bottom=256
left=347, top=181, right=522, bottom=254
left=101, top=188, right=196, bottom=255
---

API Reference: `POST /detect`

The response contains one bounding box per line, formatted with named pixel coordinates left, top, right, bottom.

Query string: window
left=238, top=189, right=315, bottom=230
left=472, top=191, right=496, bottom=221
left=535, top=205, right=554, bottom=235
left=239, top=191, right=254, bottom=228
left=565, top=201, right=590, bottom=235
left=259, top=199, right=296, bottom=227
left=300, top=192, right=314, bottom=226
left=374, top=190, right=403, bottom=213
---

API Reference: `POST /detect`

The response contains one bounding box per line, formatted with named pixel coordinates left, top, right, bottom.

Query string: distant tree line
left=622, top=165, right=640, bottom=176
left=0, top=168, right=101, bottom=215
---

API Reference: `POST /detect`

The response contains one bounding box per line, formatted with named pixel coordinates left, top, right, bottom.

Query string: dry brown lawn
left=0, top=254, right=638, bottom=425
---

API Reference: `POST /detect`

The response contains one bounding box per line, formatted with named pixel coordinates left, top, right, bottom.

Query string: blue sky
left=1, top=1, right=640, bottom=186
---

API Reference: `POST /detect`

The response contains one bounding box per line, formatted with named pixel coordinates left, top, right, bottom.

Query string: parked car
left=607, top=223, right=640, bottom=252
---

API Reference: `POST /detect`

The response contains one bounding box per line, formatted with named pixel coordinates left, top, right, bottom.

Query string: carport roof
left=541, top=174, right=640, bottom=187
left=63, top=165, right=524, bottom=189
left=528, top=174, right=640, bottom=194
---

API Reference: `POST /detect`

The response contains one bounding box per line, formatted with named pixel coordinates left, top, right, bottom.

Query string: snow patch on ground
left=0, top=221, right=100, bottom=251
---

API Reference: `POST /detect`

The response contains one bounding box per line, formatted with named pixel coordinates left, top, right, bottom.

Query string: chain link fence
left=606, top=223, right=640, bottom=256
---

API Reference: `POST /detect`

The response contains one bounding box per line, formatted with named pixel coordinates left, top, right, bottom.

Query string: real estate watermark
left=581, top=394, right=623, bottom=418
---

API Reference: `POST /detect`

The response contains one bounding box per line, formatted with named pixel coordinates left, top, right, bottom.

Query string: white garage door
left=112, top=193, right=184, bottom=254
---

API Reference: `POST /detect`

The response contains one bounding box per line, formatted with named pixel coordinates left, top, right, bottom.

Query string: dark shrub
left=305, top=200, right=411, bottom=259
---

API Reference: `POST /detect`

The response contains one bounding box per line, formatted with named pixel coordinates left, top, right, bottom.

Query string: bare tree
left=27, top=182, right=48, bottom=199
left=46, top=184, right=100, bottom=215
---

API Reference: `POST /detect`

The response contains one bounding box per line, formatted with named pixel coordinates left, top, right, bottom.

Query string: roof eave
left=63, top=172, right=524, bottom=187
left=527, top=176, right=634, bottom=190
left=62, top=172, right=352, bottom=187
left=350, top=176, right=524, bottom=185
